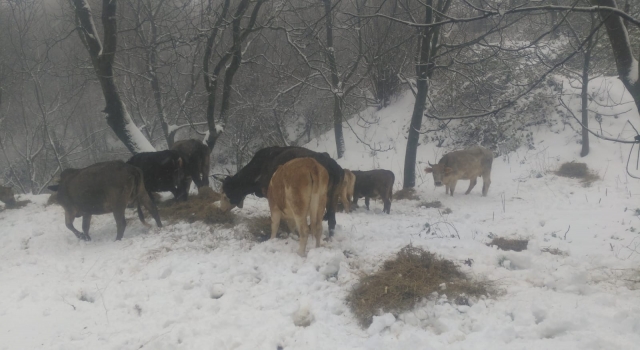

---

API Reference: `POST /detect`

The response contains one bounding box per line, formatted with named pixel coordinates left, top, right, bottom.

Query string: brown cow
left=424, top=145, right=493, bottom=196
left=267, top=158, right=329, bottom=257
left=0, top=186, right=16, bottom=208
left=47, top=161, right=162, bottom=241
left=352, top=170, right=395, bottom=214
left=171, top=139, right=212, bottom=200
left=338, top=169, right=356, bottom=213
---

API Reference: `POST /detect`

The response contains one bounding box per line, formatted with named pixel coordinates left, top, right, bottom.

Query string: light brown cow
left=267, top=157, right=329, bottom=257
left=424, top=146, right=493, bottom=196
left=0, top=185, right=16, bottom=207
left=338, top=169, right=356, bottom=213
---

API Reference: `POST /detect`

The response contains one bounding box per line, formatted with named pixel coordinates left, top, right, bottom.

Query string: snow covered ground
left=2, top=78, right=640, bottom=349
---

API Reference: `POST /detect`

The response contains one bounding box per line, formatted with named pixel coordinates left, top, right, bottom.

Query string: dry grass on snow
left=555, top=162, right=599, bottom=185
left=488, top=237, right=529, bottom=252
left=347, top=245, right=493, bottom=328
left=157, top=187, right=235, bottom=226
left=394, top=188, right=421, bottom=201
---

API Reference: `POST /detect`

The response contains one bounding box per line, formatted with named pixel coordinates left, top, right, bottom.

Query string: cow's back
left=268, top=158, right=329, bottom=214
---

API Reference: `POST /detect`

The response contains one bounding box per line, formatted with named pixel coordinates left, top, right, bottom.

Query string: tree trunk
left=323, top=0, right=345, bottom=158
left=581, top=16, right=596, bottom=157
left=592, top=0, right=640, bottom=113
left=72, top=0, right=154, bottom=154
left=403, top=1, right=434, bottom=188
left=580, top=52, right=591, bottom=157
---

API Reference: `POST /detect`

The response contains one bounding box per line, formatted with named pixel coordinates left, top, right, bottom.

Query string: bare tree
left=71, top=0, right=154, bottom=153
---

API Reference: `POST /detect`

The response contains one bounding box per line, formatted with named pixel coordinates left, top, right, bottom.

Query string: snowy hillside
left=3, top=78, right=640, bottom=349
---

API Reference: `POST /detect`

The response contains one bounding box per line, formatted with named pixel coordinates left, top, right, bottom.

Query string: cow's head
left=162, top=156, right=185, bottom=188
left=424, top=162, right=452, bottom=187
left=219, top=175, right=244, bottom=209
left=0, top=186, right=16, bottom=207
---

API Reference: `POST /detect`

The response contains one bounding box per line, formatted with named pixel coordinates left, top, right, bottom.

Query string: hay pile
left=488, top=237, right=528, bottom=252
left=418, top=200, right=442, bottom=209
left=157, top=187, right=235, bottom=225
left=556, top=162, right=598, bottom=185
left=394, top=188, right=420, bottom=201
left=347, top=245, right=492, bottom=328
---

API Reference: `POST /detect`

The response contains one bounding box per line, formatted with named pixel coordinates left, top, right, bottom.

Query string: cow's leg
left=270, top=210, right=282, bottom=240
left=340, top=185, right=350, bottom=213
left=136, top=203, right=151, bottom=227
left=113, top=208, right=127, bottom=241
left=312, top=194, right=327, bottom=248
left=177, top=177, right=192, bottom=201
left=139, top=191, right=162, bottom=228
left=482, top=174, right=491, bottom=196
left=445, top=185, right=450, bottom=195
left=352, top=196, right=359, bottom=208
left=465, top=177, right=477, bottom=195
left=295, top=216, right=310, bottom=257
left=81, top=214, right=92, bottom=241
left=65, top=211, right=86, bottom=240
left=365, top=197, right=370, bottom=210
left=383, top=196, right=391, bottom=214
left=449, top=180, right=457, bottom=196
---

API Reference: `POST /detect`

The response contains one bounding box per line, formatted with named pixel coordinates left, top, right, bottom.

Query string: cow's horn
left=428, top=161, right=435, bottom=167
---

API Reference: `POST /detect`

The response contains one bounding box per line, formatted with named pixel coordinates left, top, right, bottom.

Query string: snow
left=123, top=109, right=155, bottom=152
left=3, top=77, right=640, bottom=349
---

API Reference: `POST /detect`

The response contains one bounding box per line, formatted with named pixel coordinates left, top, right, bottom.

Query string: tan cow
left=338, top=169, right=356, bottom=213
left=267, top=157, right=329, bottom=257
left=424, top=146, right=493, bottom=196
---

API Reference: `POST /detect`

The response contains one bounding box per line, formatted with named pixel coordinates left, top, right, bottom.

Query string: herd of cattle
left=0, top=141, right=493, bottom=257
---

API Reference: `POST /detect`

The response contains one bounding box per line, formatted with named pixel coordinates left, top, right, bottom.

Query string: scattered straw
left=244, top=215, right=293, bottom=242
left=541, top=247, right=568, bottom=256
left=394, top=188, right=420, bottom=201
left=488, top=237, right=528, bottom=252
left=418, top=200, right=442, bottom=209
left=157, top=187, right=235, bottom=226
left=347, top=245, right=493, bottom=328
left=555, top=162, right=599, bottom=185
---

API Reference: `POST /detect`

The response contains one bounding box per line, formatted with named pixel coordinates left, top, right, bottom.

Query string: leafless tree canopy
left=1, top=0, right=639, bottom=191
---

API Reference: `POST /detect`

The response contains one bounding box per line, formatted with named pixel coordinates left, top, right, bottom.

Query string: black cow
left=126, top=150, right=185, bottom=202
left=352, top=169, right=395, bottom=214
left=221, top=146, right=296, bottom=207
left=221, top=146, right=344, bottom=235
left=171, top=139, right=212, bottom=200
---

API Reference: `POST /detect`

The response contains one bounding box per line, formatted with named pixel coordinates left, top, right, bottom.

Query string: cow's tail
left=388, top=172, right=395, bottom=201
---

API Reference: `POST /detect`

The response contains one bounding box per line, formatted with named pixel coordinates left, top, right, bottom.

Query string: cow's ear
left=48, top=185, right=59, bottom=192
left=424, top=167, right=433, bottom=173
left=444, top=167, right=453, bottom=174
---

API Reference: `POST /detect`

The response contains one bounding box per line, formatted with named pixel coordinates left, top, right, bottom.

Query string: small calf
left=425, top=145, right=493, bottom=196
left=267, top=158, right=329, bottom=257
left=352, top=169, right=395, bottom=214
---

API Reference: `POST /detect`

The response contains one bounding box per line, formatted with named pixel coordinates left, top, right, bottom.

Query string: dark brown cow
left=268, top=158, right=329, bottom=257
left=424, top=145, right=493, bottom=196
left=47, top=161, right=162, bottom=241
left=0, top=186, right=16, bottom=207
left=171, top=139, right=212, bottom=200
left=352, top=169, right=395, bottom=214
